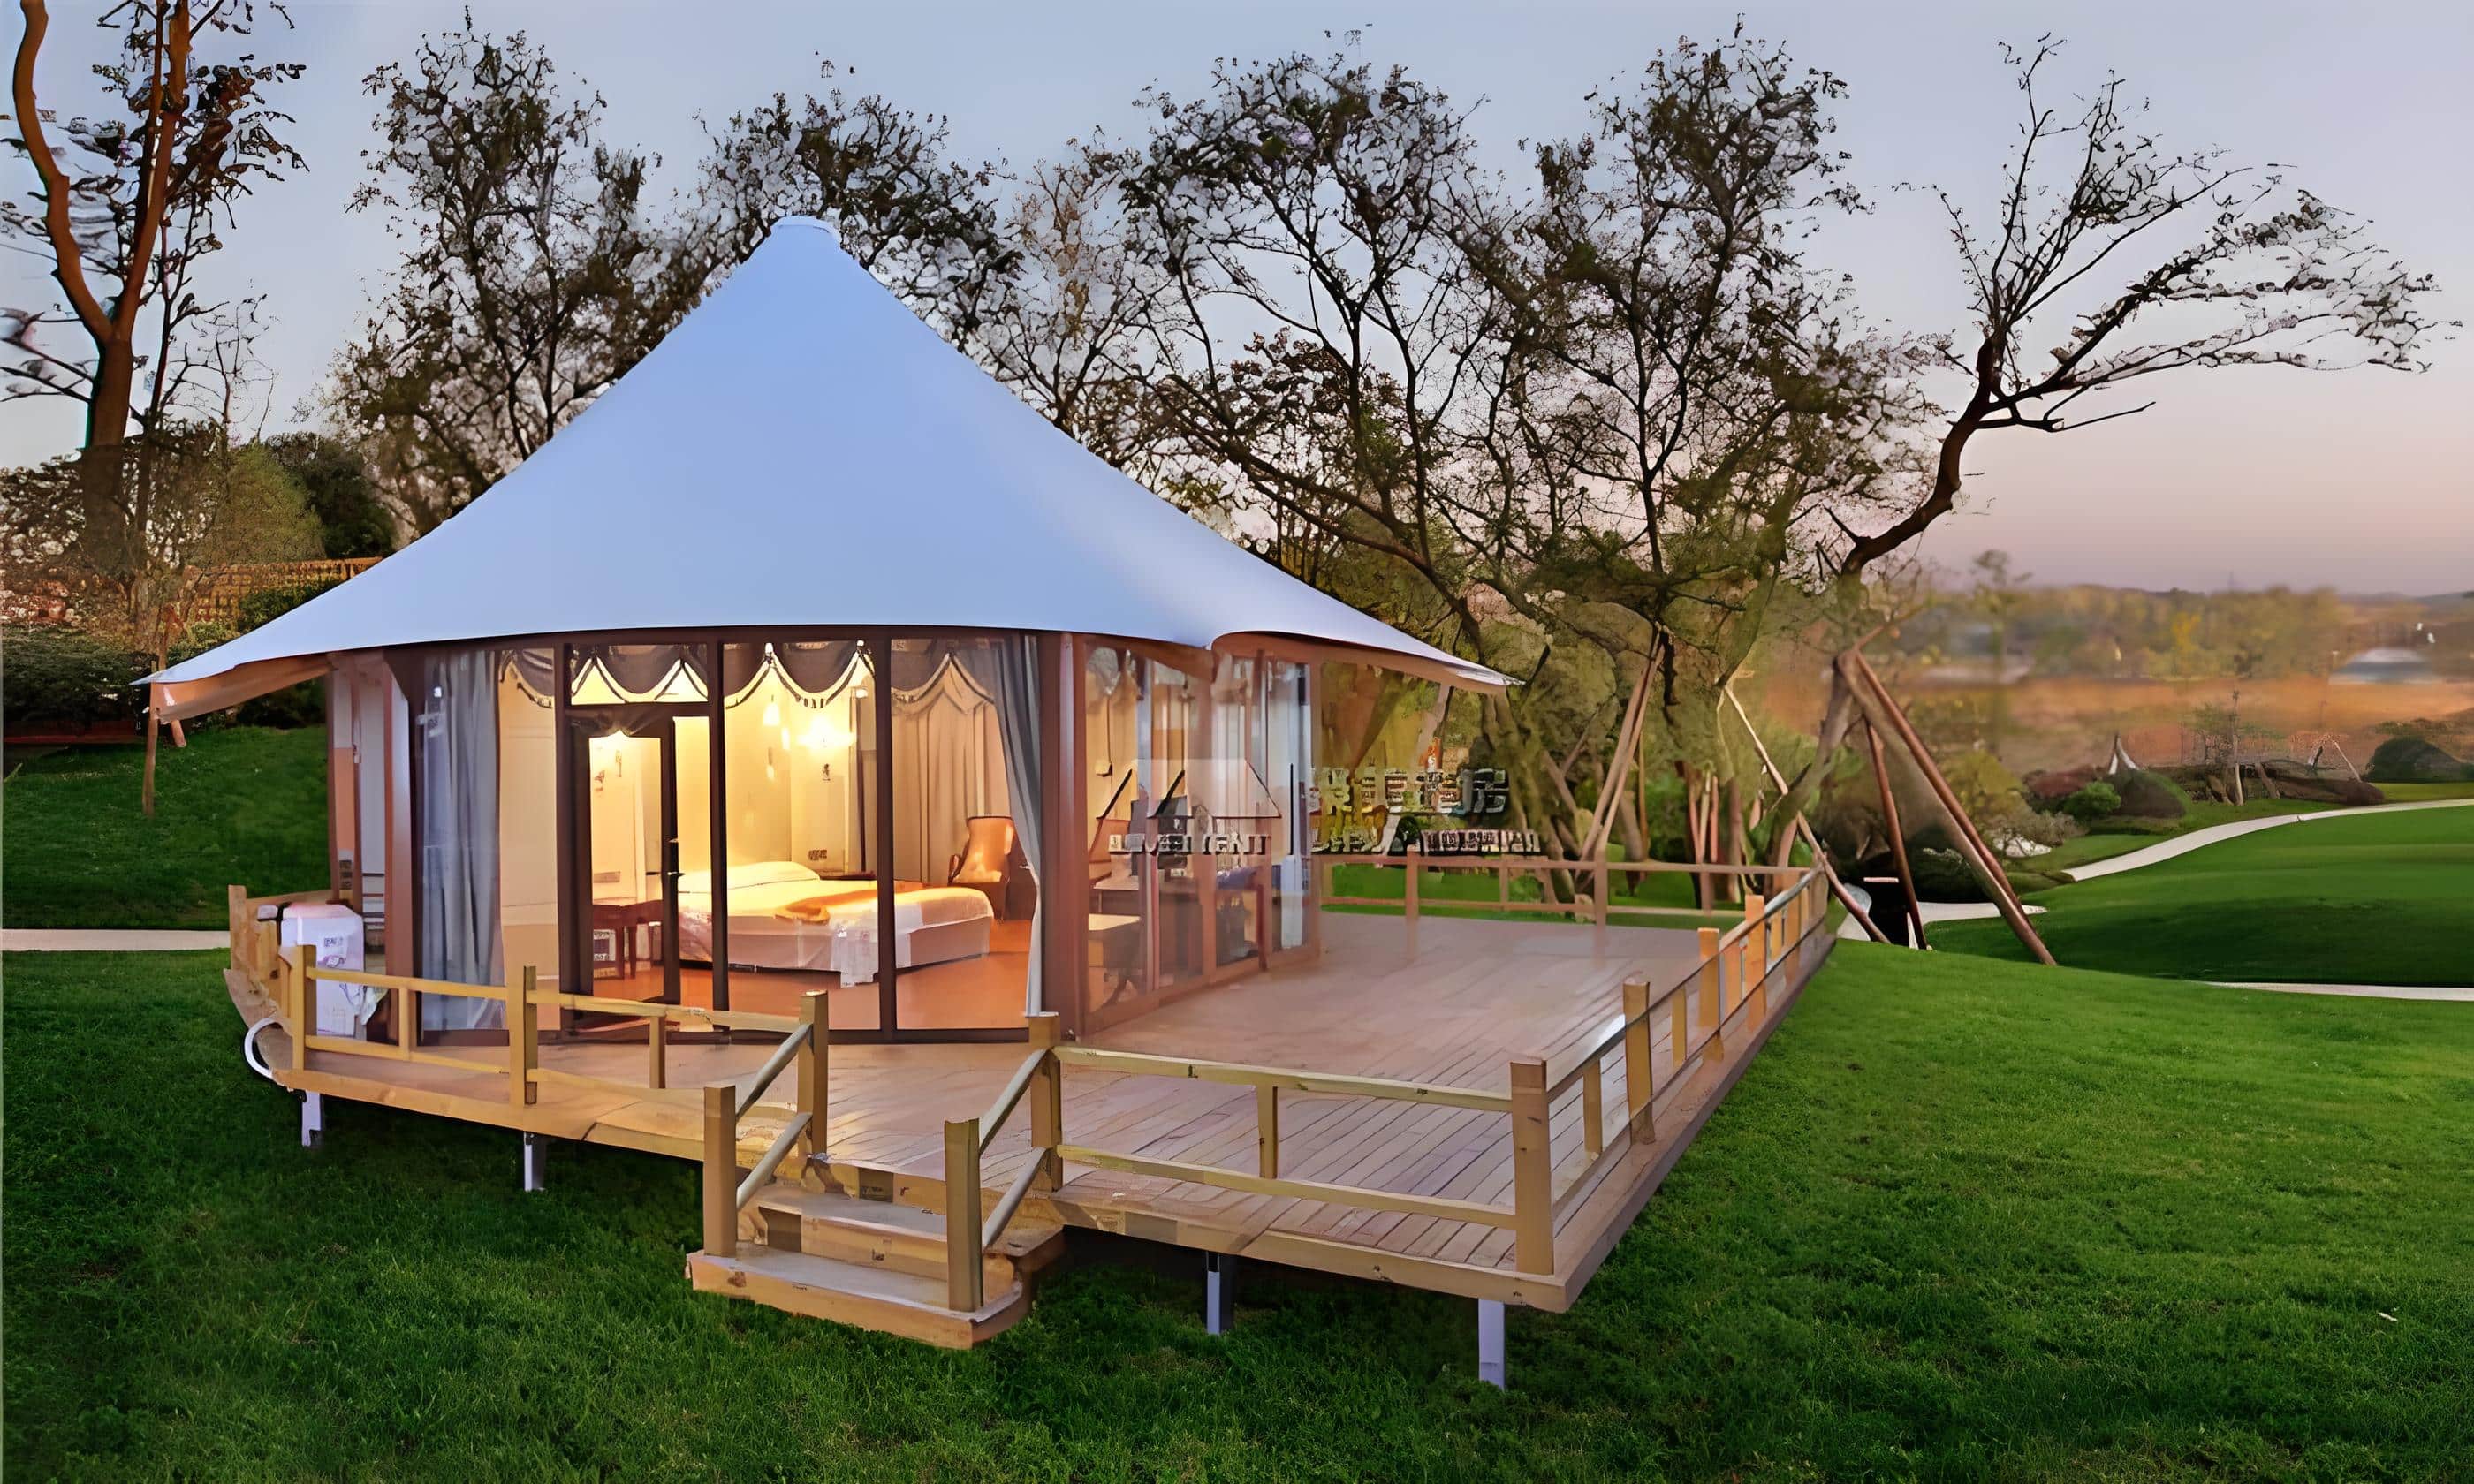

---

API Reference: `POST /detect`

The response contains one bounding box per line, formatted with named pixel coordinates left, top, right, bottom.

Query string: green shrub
left=2106, top=768, right=2188, bottom=820
left=1910, top=846, right=1985, bottom=902
left=2059, top=780, right=2120, bottom=823
left=235, top=577, right=343, bottom=632
left=2364, top=735, right=2470, bottom=783
left=1, top=625, right=139, bottom=731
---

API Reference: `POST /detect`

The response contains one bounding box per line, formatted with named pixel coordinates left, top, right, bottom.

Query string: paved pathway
left=2212, top=980, right=2472, bottom=1003
left=3, top=928, right=226, bottom=951
left=2062, top=796, right=2473, bottom=882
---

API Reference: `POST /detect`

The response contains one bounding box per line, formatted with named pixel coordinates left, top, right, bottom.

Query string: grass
left=2028, top=782, right=2474, bottom=876
left=2364, top=780, right=2474, bottom=803
left=1936, top=805, right=2474, bottom=985
left=8, top=943, right=2468, bottom=1480
left=1, top=728, right=330, bottom=928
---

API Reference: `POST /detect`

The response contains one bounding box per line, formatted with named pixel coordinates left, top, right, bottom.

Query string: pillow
left=676, top=860, right=817, bottom=894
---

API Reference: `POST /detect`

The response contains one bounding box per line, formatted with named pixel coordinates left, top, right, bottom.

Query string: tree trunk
left=142, top=632, right=166, bottom=815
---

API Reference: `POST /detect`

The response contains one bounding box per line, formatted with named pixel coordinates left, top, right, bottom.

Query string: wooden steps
left=686, top=1178, right=1065, bottom=1348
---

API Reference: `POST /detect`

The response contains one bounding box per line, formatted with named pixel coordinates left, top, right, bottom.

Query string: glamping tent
left=159, top=217, right=1499, bottom=1044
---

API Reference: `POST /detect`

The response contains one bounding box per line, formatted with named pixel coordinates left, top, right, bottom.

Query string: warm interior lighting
left=762, top=698, right=781, bottom=729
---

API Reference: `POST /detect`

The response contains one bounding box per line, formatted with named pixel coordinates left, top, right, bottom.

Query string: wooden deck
left=234, top=906, right=1833, bottom=1311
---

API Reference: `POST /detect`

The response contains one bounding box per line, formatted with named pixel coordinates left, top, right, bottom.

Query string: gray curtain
left=778, top=640, right=862, bottom=695
left=418, top=647, right=504, bottom=1030
left=987, top=637, right=1044, bottom=1013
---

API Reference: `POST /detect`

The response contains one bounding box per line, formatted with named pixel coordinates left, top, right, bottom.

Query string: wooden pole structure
left=1861, top=721, right=1929, bottom=950
left=1721, top=682, right=1890, bottom=945
left=1842, top=653, right=2055, bottom=966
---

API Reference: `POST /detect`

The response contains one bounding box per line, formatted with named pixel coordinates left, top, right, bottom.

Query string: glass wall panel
left=1264, top=658, right=1313, bottom=953
left=414, top=645, right=505, bottom=1030
left=497, top=648, right=560, bottom=997
left=886, top=635, right=1033, bottom=1032
left=1083, top=644, right=1144, bottom=1019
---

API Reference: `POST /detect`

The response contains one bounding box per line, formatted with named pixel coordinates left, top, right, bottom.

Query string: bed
left=672, top=861, right=993, bottom=983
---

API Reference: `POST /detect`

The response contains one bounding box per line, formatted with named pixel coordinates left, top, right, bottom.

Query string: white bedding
left=672, top=870, right=992, bottom=981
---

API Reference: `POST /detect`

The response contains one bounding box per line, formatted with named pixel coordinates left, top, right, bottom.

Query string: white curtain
left=417, top=648, right=505, bottom=1030
left=891, top=659, right=1007, bottom=882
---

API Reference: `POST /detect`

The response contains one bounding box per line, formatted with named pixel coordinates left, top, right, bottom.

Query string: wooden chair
left=948, top=815, right=1021, bottom=920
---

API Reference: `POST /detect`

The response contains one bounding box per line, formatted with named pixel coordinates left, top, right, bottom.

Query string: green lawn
left=2029, top=784, right=2474, bottom=877
left=1938, top=805, right=2474, bottom=985
left=8, top=944, right=2466, bottom=1480
left=2365, top=780, right=2474, bottom=804
left=1, top=728, right=330, bottom=928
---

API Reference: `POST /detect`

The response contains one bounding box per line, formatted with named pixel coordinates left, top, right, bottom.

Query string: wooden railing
left=698, top=991, right=826, bottom=1262
left=933, top=864, right=1835, bottom=1288
left=1533, top=866, right=1830, bottom=1232
left=937, top=1012, right=1065, bottom=1310
left=1316, top=848, right=1802, bottom=953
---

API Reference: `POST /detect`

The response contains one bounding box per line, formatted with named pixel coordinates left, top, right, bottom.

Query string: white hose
left=242, top=1016, right=283, bottom=1083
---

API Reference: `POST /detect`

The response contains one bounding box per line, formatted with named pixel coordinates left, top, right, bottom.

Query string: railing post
left=1668, top=976, right=1689, bottom=1085
left=287, top=945, right=314, bottom=1072
left=227, top=884, right=247, bottom=970
left=509, top=965, right=538, bottom=1109
left=796, top=989, right=826, bottom=1162
left=1256, top=1084, right=1279, bottom=1179
left=1593, top=855, right=1610, bottom=957
left=944, top=1118, right=985, bottom=1310
left=1742, top=894, right=1770, bottom=1024
left=1620, top=979, right=1653, bottom=1139
left=702, top=1085, right=738, bottom=1259
left=1581, top=1060, right=1605, bottom=1156
left=1028, top=1011, right=1063, bottom=1188
left=1403, top=841, right=1421, bottom=959
left=1698, top=927, right=1725, bottom=1062
left=647, top=1013, right=667, bottom=1090
left=1509, top=1056, right=1554, bottom=1276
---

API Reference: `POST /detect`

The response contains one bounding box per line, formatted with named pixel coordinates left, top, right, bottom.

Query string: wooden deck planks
left=265, top=911, right=1828, bottom=1305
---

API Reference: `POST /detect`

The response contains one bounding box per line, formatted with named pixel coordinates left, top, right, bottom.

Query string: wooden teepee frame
left=1833, top=647, right=2055, bottom=965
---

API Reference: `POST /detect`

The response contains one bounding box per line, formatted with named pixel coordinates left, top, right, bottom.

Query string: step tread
left=686, top=1246, right=1028, bottom=1349
left=756, top=1181, right=1068, bottom=1258
left=757, top=1185, right=947, bottom=1235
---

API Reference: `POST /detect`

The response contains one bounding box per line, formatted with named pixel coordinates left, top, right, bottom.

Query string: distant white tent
left=153, top=217, right=1499, bottom=715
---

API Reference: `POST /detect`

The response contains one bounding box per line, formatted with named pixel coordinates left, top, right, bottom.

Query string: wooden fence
left=914, top=862, right=1833, bottom=1304
left=236, top=862, right=1833, bottom=1315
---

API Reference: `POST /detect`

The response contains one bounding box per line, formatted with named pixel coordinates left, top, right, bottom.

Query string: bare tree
left=329, top=19, right=704, bottom=533
left=4, top=0, right=300, bottom=453
left=1833, top=37, right=2447, bottom=575
left=975, top=133, right=1172, bottom=474
left=693, top=59, right=1015, bottom=342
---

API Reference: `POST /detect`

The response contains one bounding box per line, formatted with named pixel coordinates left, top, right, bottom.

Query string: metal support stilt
left=1205, top=1252, right=1236, bottom=1336
left=300, top=1091, right=323, bottom=1149
left=1476, top=1298, right=1506, bottom=1389
left=521, top=1132, right=547, bottom=1192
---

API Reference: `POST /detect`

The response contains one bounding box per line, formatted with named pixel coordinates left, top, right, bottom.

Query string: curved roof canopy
left=152, top=217, right=1499, bottom=712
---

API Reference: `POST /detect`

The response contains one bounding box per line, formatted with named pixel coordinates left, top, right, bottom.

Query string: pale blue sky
left=6, top=0, right=2469, bottom=593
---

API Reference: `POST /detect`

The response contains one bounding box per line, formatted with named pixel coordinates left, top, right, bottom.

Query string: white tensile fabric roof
left=152, top=217, right=1500, bottom=699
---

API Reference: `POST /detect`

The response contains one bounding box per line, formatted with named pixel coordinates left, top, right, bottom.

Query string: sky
left=5, top=0, right=2470, bottom=594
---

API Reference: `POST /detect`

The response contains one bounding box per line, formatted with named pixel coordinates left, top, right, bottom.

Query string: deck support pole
left=1205, top=1252, right=1236, bottom=1336
left=521, top=1132, right=547, bottom=1192
left=299, top=1091, right=323, bottom=1149
left=1476, top=1298, right=1507, bottom=1389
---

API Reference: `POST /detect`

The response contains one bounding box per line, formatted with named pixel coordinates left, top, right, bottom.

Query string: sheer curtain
left=418, top=647, right=505, bottom=1030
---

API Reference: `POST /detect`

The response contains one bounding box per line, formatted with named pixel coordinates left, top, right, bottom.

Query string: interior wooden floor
left=248, top=911, right=1830, bottom=1306
left=585, top=919, right=1034, bottom=1031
